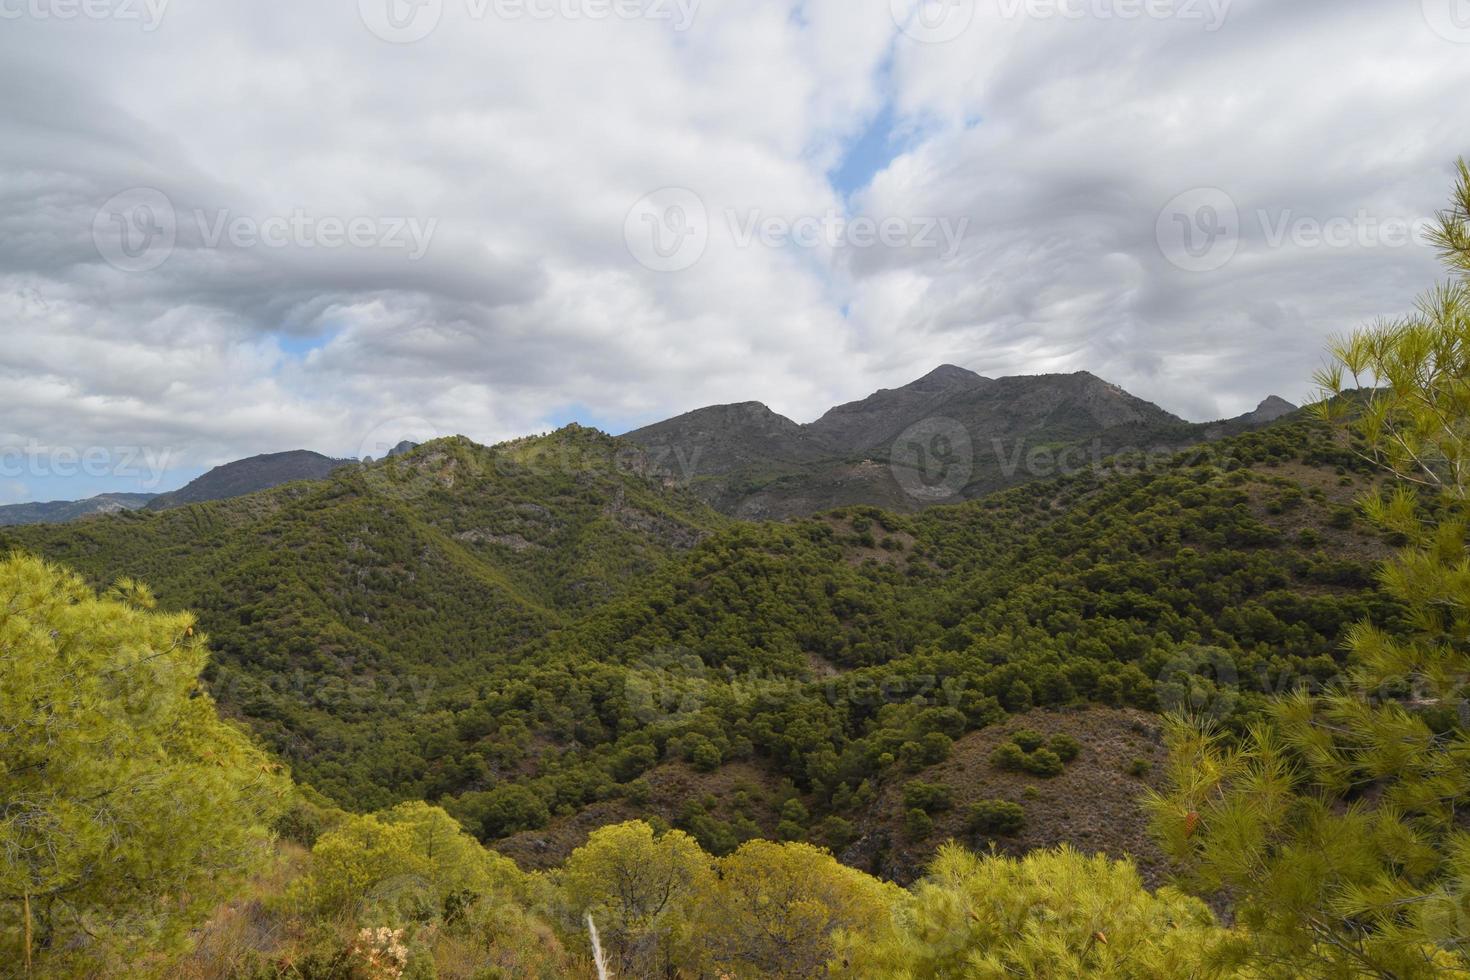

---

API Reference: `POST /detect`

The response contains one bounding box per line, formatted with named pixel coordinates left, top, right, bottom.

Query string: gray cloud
left=0, top=0, right=1467, bottom=502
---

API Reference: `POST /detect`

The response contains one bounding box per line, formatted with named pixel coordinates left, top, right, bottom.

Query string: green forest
left=2, top=163, right=1469, bottom=977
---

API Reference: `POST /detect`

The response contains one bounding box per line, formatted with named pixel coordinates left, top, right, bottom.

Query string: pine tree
left=0, top=555, right=288, bottom=973
left=1148, top=161, right=1470, bottom=978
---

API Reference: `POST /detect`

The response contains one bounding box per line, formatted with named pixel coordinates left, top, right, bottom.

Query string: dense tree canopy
left=0, top=554, right=286, bottom=973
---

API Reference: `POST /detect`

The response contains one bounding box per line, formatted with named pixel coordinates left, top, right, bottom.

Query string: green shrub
left=920, top=731, right=954, bottom=764
left=1010, top=729, right=1047, bottom=753
left=903, top=781, right=954, bottom=814
left=1022, top=748, right=1065, bottom=778
left=1048, top=734, right=1082, bottom=763
left=990, top=742, right=1029, bottom=772
left=687, top=734, right=723, bottom=772
left=967, top=800, right=1027, bottom=837
left=905, top=808, right=934, bottom=840
left=821, top=816, right=855, bottom=851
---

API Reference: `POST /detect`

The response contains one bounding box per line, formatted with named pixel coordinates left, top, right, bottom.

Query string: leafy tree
left=688, top=839, right=900, bottom=979
left=300, top=802, right=525, bottom=918
left=559, top=820, right=712, bottom=977
left=1150, top=161, right=1470, bottom=978
left=458, top=783, right=552, bottom=839
left=836, top=845, right=1236, bottom=978
left=0, top=555, right=286, bottom=972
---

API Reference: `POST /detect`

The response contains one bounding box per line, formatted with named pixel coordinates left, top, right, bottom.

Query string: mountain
left=626, top=401, right=831, bottom=477
left=3, top=373, right=1288, bottom=531
left=0, top=491, right=157, bottom=527
left=1235, top=395, right=1299, bottom=426
left=803, top=364, right=993, bottom=451
left=145, top=449, right=357, bottom=510
left=623, top=367, right=1284, bottom=519
left=0, top=449, right=361, bottom=528
left=2, top=427, right=723, bottom=808
left=461, top=415, right=1396, bottom=870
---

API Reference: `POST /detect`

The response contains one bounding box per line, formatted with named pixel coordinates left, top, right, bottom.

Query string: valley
left=2, top=409, right=1395, bottom=868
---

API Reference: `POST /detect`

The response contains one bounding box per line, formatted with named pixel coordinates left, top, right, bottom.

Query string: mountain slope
left=2, top=427, right=723, bottom=807
left=625, top=401, right=831, bottom=477
left=434, top=415, right=1398, bottom=870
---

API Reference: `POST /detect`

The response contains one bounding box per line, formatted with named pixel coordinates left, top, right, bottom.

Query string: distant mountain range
left=143, top=450, right=356, bottom=511
left=0, top=450, right=356, bottom=526
left=0, top=492, right=161, bottom=526
left=624, top=366, right=1296, bottom=518
left=0, top=368, right=1295, bottom=526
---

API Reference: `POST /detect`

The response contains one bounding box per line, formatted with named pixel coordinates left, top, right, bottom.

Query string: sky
left=2, top=0, right=1469, bottom=502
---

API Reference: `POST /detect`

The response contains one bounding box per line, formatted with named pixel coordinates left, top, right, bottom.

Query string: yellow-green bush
left=836, top=845, right=1240, bottom=979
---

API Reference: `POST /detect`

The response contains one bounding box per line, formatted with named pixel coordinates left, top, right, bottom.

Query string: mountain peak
left=622, top=401, right=823, bottom=479
left=1241, top=395, right=1298, bottom=425
left=909, top=364, right=988, bottom=389
left=804, top=366, right=991, bottom=451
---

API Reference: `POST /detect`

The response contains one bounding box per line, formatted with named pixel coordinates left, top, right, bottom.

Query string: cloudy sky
left=2, top=0, right=1469, bottom=501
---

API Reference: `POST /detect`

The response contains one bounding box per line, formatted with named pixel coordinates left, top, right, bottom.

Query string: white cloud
left=1, top=0, right=1468, bottom=493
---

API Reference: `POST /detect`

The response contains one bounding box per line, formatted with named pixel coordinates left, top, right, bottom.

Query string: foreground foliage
left=837, top=844, right=1237, bottom=979
left=0, top=555, right=287, bottom=973
left=1151, top=161, right=1470, bottom=978
left=165, top=810, right=1242, bottom=980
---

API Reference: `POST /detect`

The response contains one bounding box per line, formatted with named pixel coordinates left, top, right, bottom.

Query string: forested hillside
left=2, top=407, right=1444, bottom=979
left=1, top=428, right=723, bottom=808
left=4, top=414, right=1400, bottom=858
left=421, top=417, right=1402, bottom=868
